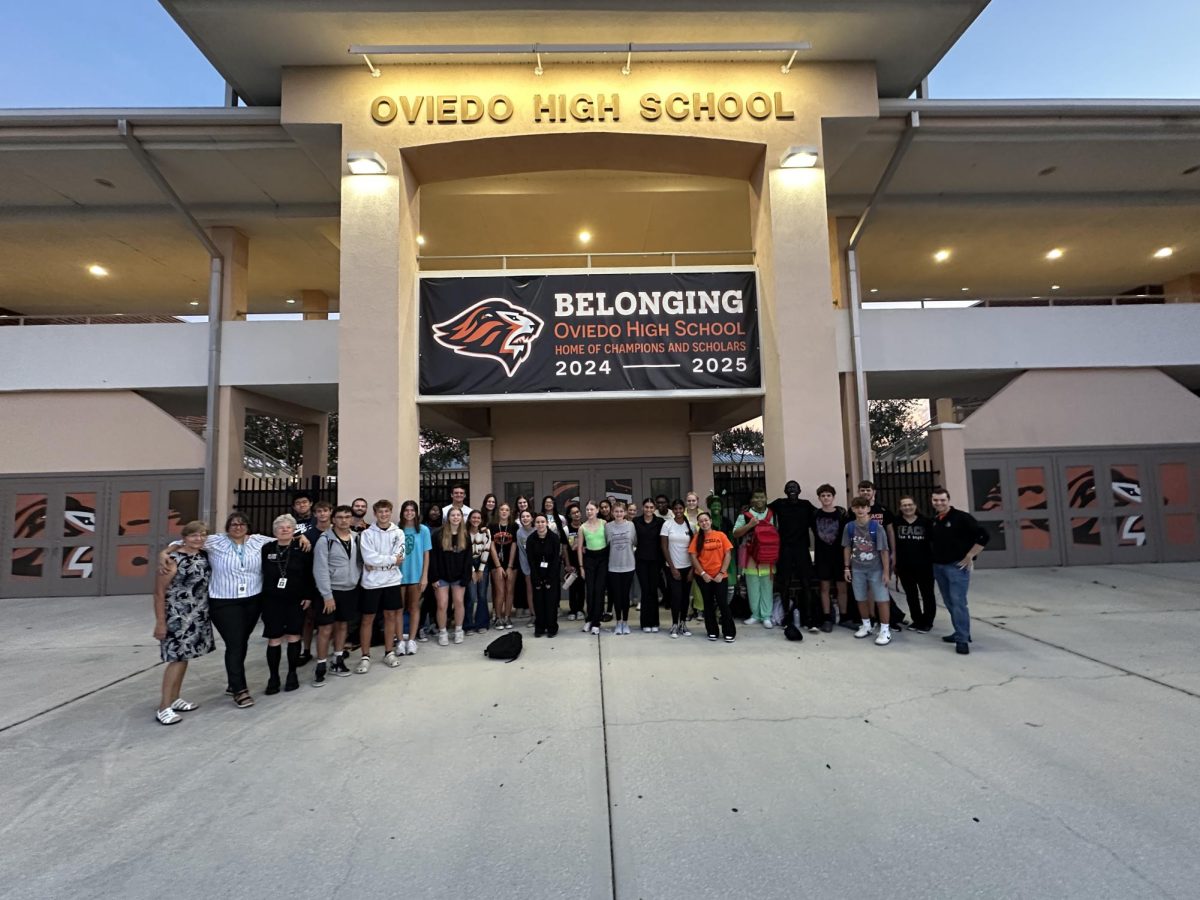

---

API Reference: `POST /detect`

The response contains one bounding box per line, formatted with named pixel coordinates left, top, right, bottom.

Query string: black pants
left=667, top=567, right=692, bottom=624
left=532, top=577, right=559, bottom=636
left=583, top=549, right=609, bottom=628
left=898, top=566, right=937, bottom=629
left=210, top=595, right=262, bottom=694
left=568, top=571, right=585, bottom=614
left=607, top=569, right=634, bottom=620
left=698, top=577, right=736, bottom=639
left=776, top=550, right=818, bottom=626
left=636, top=560, right=662, bottom=629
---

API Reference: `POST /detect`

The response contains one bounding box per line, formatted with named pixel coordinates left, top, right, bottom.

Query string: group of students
left=150, top=480, right=988, bottom=725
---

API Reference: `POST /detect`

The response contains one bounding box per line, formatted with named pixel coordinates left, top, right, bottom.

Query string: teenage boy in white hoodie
left=358, top=499, right=406, bottom=673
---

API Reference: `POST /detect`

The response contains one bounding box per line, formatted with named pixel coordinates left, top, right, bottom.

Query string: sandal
left=233, top=690, right=255, bottom=708
left=156, top=707, right=182, bottom=725
left=170, top=698, right=199, bottom=712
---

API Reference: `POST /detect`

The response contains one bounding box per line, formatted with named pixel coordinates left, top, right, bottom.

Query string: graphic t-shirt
left=605, top=520, right=636, bottom=573
left=292, top=515, right=319, bottom=538
left=688, top=529, right=734, bottom=578
left=660, top=518, right=694, bottom=568
left=814, top=508, right=845, bottom=548
left=400, top=524, right=432, bottom=585
left=842, top=519, right=889, bottom=573
left=894, top=515, right=933, bottom=570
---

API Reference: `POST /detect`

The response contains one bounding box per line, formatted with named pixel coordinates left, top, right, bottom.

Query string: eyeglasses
left=229, top=522, right=248, bottom=527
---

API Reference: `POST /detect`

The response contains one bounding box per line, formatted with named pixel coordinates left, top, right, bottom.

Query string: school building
left=2, top=0, right=1199, bottom=597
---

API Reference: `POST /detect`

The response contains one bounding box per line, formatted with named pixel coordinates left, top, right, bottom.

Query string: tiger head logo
left=431, top=297, right=544, bottom=377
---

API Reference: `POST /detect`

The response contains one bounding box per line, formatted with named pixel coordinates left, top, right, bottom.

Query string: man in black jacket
left=929, top=488, right=989, bottom=655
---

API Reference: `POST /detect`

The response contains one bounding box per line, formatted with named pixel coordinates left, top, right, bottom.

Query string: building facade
left=2, top=1, right=1199, bottom=597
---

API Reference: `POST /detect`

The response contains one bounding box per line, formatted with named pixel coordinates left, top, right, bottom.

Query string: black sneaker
left=312, top=661, right=327, bottom=687
left=333, top=655, right=353, bottom=677
left=956, top=642, right=970, bottom=655
left=284, top=671, right=300, bottom=692
left=296, top=649, right=312, bottom=667
left=265, top=676, right=281, bottom=696
left=820, top=619, right=834, bottom=633
left=601, top=612, right=614, bottom=623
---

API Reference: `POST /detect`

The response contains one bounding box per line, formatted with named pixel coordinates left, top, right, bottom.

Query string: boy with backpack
left=842, top=496, right=893, bottom=646
left=732, top=489, right=781, bottom=629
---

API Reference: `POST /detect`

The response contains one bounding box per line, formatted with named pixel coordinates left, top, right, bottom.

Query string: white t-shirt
left=660, top=517, right=694, bottom=568
left=441, top=503, right=473, bottom=522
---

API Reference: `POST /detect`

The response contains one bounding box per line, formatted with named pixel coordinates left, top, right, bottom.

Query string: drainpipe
left=117, top=119, right=225, bottom=523
left=845, top=110, right=920, bottom=479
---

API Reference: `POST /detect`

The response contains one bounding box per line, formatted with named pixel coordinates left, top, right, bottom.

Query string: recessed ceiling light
left=1153, top=246, right=1174, bottom=259
left=1051, top=285, right=1061, bottom=291
left=416, top=234, right=426, bottom=247
left=578, top=230, right=592, bottom=245
left=933, top=249, right=951, bottom=263
left=285, top=297, right=297, bottom=304
left=87, top=264, right=109, bottom=277
left=869, top=288, right=879, bottom=293
left=189, top=300, right=200, bottom=307
left=961, top=287, right=969, bottom=292
left=1045, top=248, right=1064, bottom=260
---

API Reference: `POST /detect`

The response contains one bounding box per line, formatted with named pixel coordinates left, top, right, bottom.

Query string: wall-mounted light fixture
left=347, top=150, right=387, bottom=175
left=780, top=146, right=820, bottom=169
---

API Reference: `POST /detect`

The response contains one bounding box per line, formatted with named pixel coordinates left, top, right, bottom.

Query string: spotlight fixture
left=286, top=297, right=297, bottom=304
left=780, top=146, right=820, bottom=169
left=346, top=150, right=387, bottom=175
left=87, top=264, right=109, bottom=277
left=933, top=249, right=951, bottom=263
left=1045, top=248, right=1064, bottom=260
left=416, top=234, right=426, bottom=247
left=1051, top=285, right=1061, bottom=291
left=578, top=230, right=592, bottom=245
left=961, top=287, right=969, bottom=292
left=869, top=288, right=879, bottom=294
left=1154, top=246, right=1174, bottom=259
left=189, top=300, right=200, bottom=307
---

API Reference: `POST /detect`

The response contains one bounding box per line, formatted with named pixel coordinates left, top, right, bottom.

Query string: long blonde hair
left=440, top=507, right=469, bottom=551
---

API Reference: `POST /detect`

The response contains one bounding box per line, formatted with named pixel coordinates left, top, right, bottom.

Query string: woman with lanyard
left=525, top=513, right=562, bottom=638
left=660, top=499, right=695, bottom=638
left=464, top=509, right=492, bottom=634
left=490, top=502, right=518, bottom=629
left=633, top=497, right=665, bottom=633
left=159, top=512, right=299, bottom=708
left=576, top=501, right=609, bottom=635
left=258, top=513, right=316, bottom=694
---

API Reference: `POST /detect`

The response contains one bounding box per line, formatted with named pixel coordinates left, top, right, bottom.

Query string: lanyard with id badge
left=231, top=539, right=250, bottom=597
left=274, top=543, right=292, bottom=590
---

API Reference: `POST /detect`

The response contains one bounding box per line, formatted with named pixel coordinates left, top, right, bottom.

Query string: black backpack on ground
left=784, top=622, right=804, bottom=642
left=484, top=631, right=523, bottom=661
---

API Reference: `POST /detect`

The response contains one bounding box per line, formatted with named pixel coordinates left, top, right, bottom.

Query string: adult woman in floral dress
left=152, top=520, right=214, bottom=725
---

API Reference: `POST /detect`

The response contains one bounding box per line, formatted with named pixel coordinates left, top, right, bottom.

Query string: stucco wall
left=0, top=391, right=205, bottom=473
left=964, top=368, right=1200, bottom=451
left=491, top=400, right=690, bottom=462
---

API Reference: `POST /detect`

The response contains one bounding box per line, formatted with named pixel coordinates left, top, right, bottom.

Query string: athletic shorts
left=331, top=587, right=361, bottom=624
left=260, top=593, right=306, bottom=639
left=364, top=584, right=404, bottom=612
left=814, top=544, right=841, bottom=582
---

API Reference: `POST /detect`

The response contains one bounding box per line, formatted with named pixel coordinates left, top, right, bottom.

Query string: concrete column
left=468, top=437, right=494, bottom=503
left=208, top=227, right=249, bottom=320
left=927, top=423, right=968, bottom=506
left=689, top=432, right=714, bottom=499
left=755, top=165, right=846, bottom=493
left=338, top=159, right=421, bottom=505
left=301, top=289, right=330, bottom=321
left=301, top=416, right=329, bottom=477
left=214, top=385, right=248, bottom=524
left=932, top=398, right=956, bottom=425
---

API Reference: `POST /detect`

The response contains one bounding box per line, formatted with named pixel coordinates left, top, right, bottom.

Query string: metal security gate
left=967, top=446, right=1200, bottom=567
left=873, top=460, right=940, bottom=517
left=233, top=475, right=335, bottom=534
left=0, top=470, right=203, bottom=598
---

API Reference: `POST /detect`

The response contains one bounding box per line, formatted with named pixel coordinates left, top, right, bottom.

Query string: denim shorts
left=851, top=567, right=887, bottom=603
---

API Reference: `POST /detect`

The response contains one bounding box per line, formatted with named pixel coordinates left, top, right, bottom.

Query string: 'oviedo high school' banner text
left=418, top=271, right=761, bottom=398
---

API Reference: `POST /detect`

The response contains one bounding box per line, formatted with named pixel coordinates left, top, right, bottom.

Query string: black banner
left=418, top=271, right=761, bottom=397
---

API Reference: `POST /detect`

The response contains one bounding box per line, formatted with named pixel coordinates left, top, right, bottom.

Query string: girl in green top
left=576, top=501, right=609, bottom=635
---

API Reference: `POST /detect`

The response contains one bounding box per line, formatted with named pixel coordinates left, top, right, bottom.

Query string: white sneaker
left=854, top=624, right=873, bottom=639
left=383, top=651, right=400, bottom=668
left=763, top=620, right=774, bottom=629
left=669, top=625, right=679, bottom=639
left=651, top=627, right=659, bottom=633
left=355, top=656, right=371, bottom=674
left=406, top=639, right=417, bottom=656
left=453, top=628, right=464, bottom=644
left=398, top=634, right=410, bottom=655
left=437, top=629, right=449, bottom=646
left=744, top=617, right=761, bottom=625
left=875, top=629, right=892, bottom=646
left=591, top=626, right=600, bottom=635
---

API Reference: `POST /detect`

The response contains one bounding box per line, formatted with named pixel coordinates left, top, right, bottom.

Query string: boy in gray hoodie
left=313, top=505, right=364, bottom=685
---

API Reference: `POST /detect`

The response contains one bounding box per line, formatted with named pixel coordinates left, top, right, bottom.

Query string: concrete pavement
left=1, top=563, right=1198, bottom=899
